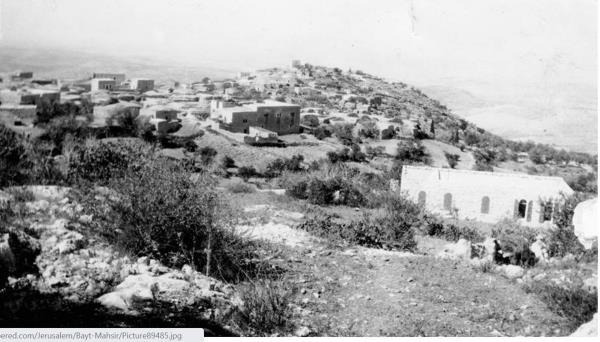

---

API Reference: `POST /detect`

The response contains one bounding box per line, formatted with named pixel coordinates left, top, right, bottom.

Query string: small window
left=242, top=119, right=248, bottom=123
left=418, top=191, right=426, bottom=206
left=443, top=193, right=452, bottom=211
left=481, top=196, right=490, bottom=214
left=516, top=199, right=527, bottom=218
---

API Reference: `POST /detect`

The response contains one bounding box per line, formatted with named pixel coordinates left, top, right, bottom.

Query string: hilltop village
left=0, top=62, right=597, bottom=336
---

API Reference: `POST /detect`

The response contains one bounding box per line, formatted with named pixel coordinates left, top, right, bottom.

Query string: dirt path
left=240, top=204, right=572, bottom=337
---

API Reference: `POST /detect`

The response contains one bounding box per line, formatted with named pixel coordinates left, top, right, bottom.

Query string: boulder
left=573, top=198, right=598, bottom=250
left=438, top=238, right=472, bottom=260
left=497, top=264, right=525, bottom=279
left=570, top=313, right=598, bottom=337
left=530, top=239, right=548, bottom=262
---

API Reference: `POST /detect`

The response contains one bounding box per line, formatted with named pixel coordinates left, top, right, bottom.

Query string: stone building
left=91, top=78, right=116, bottom=92
left=0, top=89, right=61, bottom=107
left=130, top=78, right=155, bottom=92
left=399, top=165, right=574, bottom=228
left=213, top=100, right=300, bottom=135
left=92, top=73, right=126, bottom=84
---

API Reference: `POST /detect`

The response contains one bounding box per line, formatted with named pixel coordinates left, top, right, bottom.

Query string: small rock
left=407, top=277, right=414, bottom=283
left=312, top=292, right=319, bottom=299
left=300, top=288, right=307, bottom=294
left=294, top=326, right=311, bottom=337
left=498, top=264, right=525, bottom=279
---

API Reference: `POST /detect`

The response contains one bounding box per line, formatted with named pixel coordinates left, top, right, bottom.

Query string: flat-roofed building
left=130, top=78, right=155, bottom=92
left=399, top=165, right=574, bottom=228
left=91, top=78, right=116, bottom=92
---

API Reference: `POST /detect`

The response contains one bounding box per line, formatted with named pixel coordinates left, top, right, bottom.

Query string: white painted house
left=399, top=165, right=574, bottom=228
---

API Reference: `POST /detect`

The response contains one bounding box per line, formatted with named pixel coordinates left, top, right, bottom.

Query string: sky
left=0, top=0, right=596, bottom=90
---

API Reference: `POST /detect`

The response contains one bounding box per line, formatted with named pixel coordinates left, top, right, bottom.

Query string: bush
left=221, top=155, right=236, bottom=169
left=425, top=216, right=484, bottom=243
left=523, top=280, right=597, bottom=332
left=68, top=139, right=150, bottom=185
left=235, top=279, right=293, bottom=335
left=491, top=218, right=539, bottom=254
left=0, top=124, right=30, bottom=187
left=396, top=140, right=429, bottom=164
left=331, top=123, right=355, bottom=145
left=300, top=114, right=319, bottom=127
left=358, top=121, right=380, bottom=139
left=199, top=146, right=217, bottom=165
left=238, top=166, right=257, bottom=181
left=297, top=194, right=420, bottom=250
left=444, top=152, right=460, bottom=169
left=225, top=180, right=255, bottom=193
left=313, top=126, right=332, bottom=140
left=545, top=193, right=590, bottom=258
left=381, top=126, right=396, bottom=140
left=80, top=158, right=259, bottom=282
left=265, top=155, right=304, bottom=178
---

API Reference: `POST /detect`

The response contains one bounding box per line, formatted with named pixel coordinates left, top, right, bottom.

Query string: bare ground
left=237, top=194, right=573, bottom=337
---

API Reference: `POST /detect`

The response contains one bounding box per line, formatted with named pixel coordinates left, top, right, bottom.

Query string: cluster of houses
left=1, top=64, right=595, bottom=234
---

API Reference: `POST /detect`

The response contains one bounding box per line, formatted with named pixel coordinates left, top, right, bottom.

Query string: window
left=515, top=199, right=527, bottom=218
left=418, top=191, right=426, bottom=206
left=443, top=193, right=452, bottom=211
left=290, top=112, right=296, bottom=127
left=540, top=201, right=553, bottom=222
left=242, top=119, right=247, bottom=123
left=480, top=196, right=490, bottom=214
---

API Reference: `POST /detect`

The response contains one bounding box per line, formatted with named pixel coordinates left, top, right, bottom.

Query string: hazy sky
left=0, top=0, right=596, bottom=89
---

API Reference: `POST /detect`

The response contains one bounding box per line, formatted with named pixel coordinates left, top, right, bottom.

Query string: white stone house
left=399, top=165, right=574, bottom=228
left=91, top=78, right=116, bottom=92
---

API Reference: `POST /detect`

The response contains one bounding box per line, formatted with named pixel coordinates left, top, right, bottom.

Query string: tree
left=444, top=152, right=460, bottom=169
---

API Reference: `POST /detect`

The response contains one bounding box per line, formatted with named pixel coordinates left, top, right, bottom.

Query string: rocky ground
left=1, top=186, right=239, bottom=335
left=1, top=186, right=597, bottom=336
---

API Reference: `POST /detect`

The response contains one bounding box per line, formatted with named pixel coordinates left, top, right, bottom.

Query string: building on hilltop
left=130, top=78, right=155, bottom=92
left=91, top=78, right=116, bottom=92
left=211, top=99, right=300, bottom=135
left=398, top=165, right=574, bottom=228
left=92, top=73, right=126, bottom=84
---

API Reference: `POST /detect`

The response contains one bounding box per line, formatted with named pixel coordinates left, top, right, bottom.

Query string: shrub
left=81, top=158, right=259, bottom=281
left=238, top=166, right=257, bottom=181
left=297, top=194, right=420, bottom=250
left=300, top=114, right=319, bottom=127
left=235, top=279, right=293, bottom=335
left=331, top=123, right=355, bottom=145
left=522, top=280, right=597, bottom=332
left=265, top=155, right=304, bottom=178
left=313, top=126, right=332, bottom=140
left=425, top=216, right=484, bottom=243
left=68, top=139, right=150, bottom=185
left=221, top=155, right=236, bottom=169
left=545, top=193, right=590, bottom=258
left=225, top=180, right=255, bottom=194
left=199, top=146, right=217, bottom=165
left=0, top=124, right=30, bottom=186
left=444, top=152, right=460, bottom=169
left=396, top=140, right=429, bottom=164
left=358, top=121, right=379, bottom=139
left=491, top=218, right=539, bottom=254
left=381, top=126, right=396, bottom=140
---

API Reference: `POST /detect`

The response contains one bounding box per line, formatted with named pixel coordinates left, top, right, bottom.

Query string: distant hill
left=0, top=46, right=237, bottom=83
left=422, top=84, right=597, bottom=154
